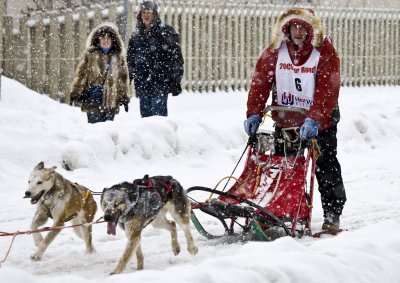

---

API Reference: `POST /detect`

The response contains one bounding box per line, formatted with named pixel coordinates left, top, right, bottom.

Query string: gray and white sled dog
left=24, top=161, right=97, bottom=261
left=101, top=175, right=198, bottom=274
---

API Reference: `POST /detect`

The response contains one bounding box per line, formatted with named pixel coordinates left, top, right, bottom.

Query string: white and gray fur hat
left=268, top=7, right=324, bottom=51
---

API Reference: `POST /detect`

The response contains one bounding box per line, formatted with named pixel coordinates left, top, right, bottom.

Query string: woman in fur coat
left=70, top=22, right=131, bottom=123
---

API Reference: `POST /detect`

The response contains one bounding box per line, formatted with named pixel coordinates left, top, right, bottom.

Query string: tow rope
left=0, top=217, right=105, bottom=266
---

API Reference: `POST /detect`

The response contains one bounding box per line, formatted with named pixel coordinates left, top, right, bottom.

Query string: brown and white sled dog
left=101, top=175, right=198, bottom=274
left=24, top=161, right=97, bottom=261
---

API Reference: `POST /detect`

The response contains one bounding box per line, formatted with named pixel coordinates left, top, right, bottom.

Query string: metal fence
left=0, top=0, right=399, bottom=103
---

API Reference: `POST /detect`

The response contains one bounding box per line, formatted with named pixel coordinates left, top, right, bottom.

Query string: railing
left=0, top=0, right=399, bottom=103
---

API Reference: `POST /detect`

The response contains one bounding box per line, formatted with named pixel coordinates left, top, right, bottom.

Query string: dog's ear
left=34, top=161, right=45, bottom=170
left=50, top=166, right=57, bottom=173
left=100, top=188, right=107, bottom=202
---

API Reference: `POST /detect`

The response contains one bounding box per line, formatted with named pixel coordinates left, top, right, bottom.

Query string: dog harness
left=41, top=185, right=91, bottom=222
left=132, top=175, right=174, bottom=204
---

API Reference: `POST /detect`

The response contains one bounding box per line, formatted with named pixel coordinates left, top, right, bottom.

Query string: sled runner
left=188, top=106, right=319, bottom=241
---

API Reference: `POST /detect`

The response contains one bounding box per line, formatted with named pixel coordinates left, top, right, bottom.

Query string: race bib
left=275, top=41, right=320, bottom=110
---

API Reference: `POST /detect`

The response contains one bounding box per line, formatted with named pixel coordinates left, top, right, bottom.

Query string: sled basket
left=188, top=106, right=317, bottom=242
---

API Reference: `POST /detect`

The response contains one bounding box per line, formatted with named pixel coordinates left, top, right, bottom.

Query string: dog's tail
left=170, top=179, right=190, bottom=216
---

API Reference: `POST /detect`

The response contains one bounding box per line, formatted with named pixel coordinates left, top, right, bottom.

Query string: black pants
left=139, top=93, right=168, bottom=118
left=315, top=126, right=346, bottom=216
left=87, top=110, right=114, bottom=124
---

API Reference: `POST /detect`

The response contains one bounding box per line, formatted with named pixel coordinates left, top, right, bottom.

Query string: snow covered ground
left=0, top=76, right=400, bottom=282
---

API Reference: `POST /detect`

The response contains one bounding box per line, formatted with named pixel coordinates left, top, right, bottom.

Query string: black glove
left=119, top=100, right=129, bottom=112
left=69, top=92, right=80, bottom=106
left=169, top=80, right=182, bottom=96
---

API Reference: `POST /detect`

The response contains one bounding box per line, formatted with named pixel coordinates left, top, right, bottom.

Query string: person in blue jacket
left=127, top=0, right=184, bottom=117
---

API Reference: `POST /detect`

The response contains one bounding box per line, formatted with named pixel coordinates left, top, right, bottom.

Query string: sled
left=187, top=106, right=319, bottom=242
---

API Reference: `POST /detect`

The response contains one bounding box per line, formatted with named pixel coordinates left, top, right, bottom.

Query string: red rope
left=0, top=217, right=105, bottom=266
left=0, top=217, right=105, bottom=237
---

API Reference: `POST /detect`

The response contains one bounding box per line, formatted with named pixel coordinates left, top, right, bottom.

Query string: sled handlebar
left=263, top=106, right=307, bottom=116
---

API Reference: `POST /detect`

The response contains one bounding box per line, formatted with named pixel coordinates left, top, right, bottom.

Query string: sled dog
left=24, top=161, right=97, bottom=261
left=101, top=175, right=198, bottom=274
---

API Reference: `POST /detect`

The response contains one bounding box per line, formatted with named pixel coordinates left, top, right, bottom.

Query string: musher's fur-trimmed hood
left=268, top=8, right=324, bottom=51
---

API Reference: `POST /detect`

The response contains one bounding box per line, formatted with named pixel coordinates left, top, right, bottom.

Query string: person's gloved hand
left=123, top=102, right=129, bottom=112
left=69, top=92, right=80, bottom=105
left=300, top=118, right=319, bottom=140
left=169, top=80, right=182, bottom=96
left=244, top=115, right=262, bottom=137
left=119, top=100, right=129, bottom=112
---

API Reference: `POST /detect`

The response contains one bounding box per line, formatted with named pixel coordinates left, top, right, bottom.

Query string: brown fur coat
left=70, top=22, right=131, bottom=114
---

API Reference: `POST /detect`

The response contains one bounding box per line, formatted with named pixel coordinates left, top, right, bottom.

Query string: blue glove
left=244, top=115, right=262, bottom=137
left=300, top=118, right=319, bottom=140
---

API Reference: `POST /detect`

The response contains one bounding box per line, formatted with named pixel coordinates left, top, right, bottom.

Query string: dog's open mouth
left=27, top=190, right=45, bottom=204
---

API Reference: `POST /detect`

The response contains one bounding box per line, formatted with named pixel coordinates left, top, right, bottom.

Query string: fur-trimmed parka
left=247, top=8, right=341, bottom=130
left=70, top=22, right=131, bottom=114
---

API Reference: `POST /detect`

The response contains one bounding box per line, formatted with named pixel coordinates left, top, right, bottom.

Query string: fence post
left=17, top=17, right=28, bottom=86
left=107, top=2, right=117, bottom=24
left=92, top=7, right=102, bottom=28
left=121, top=0, right=128, bottom=43
left=3, top=16, right=13, bottom=79
left=0, top=0, right=7, bottom=101
left=61, top=12, right=74, bottom=103
left=77, top=7, right=88, bottom=60
left=31, top=16, right=45, bottom=93
left=126, top=1, right=136, bottom=43
left=48, top=14, right=61, bottom=100
left=0, top=0, right=6, bottom=100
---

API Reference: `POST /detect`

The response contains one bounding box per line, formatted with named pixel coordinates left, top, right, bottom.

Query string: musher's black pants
left=274, top=125, right=346, bottom=216
left=315, top=125, right=346, bottom=216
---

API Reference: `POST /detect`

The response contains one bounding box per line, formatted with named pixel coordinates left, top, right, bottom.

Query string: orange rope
left=207, top=176, right=239, bottom=201
left=311, top=138, right=321, bottom=160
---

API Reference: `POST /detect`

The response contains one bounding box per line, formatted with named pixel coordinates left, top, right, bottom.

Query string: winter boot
left=322, top=212, right=340, bottom=234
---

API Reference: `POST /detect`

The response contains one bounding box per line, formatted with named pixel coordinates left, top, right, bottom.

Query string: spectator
left=127, top=0, right=184, bottom=118
left=70, top=22, right=130, bottom=123
left=243, top=8, right=346, bottom=233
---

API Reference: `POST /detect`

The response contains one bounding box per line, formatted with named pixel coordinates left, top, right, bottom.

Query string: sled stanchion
left=308, top=139, right=319, bottom=232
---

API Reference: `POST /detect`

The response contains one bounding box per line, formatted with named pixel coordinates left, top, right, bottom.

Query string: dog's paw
left=172, top=245, right=180, bottom=256
left=86, top=246, right=96, bottom=254
left=30, top=251, right=43, bottom=261
left=137, top=262, right=144, bottom=270
left=188, top=245, right=199, bottom=255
